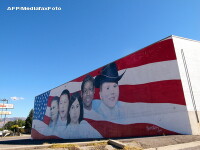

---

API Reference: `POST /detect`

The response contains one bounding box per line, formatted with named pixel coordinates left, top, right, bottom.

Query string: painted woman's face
left=100, top=82, right=119, bottom=108
left=69, top=99, right=80, bottom=124
left=59, top=94, right=69, bottom=121
left=82, top=81, right=94, bottom=109
left=50, top=100, right=59, bottom=122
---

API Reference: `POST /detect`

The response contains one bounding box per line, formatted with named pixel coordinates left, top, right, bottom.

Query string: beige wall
left=173, top=36, right=200, bottom=135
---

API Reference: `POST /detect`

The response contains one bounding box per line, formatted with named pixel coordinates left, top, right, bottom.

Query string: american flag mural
left=33, top=91, right=50, bottom=121
left=31, top=37, right=192, bottom=139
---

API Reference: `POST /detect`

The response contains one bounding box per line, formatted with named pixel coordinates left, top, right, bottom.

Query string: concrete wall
left=173, top=36, right=200, bottom=135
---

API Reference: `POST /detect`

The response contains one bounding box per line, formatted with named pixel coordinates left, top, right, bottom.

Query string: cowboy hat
left=94, top=62, right=125, bottom=88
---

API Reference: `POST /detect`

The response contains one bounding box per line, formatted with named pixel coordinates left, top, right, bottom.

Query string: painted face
left=69, top=99, right=80, bottom=124
left=50, top=100, right=59, bottom=122
left=59, top=94, right=69, bottom=121
left=100, top=82, right=119, bottom=108
left=82, top=81, right=94, bottom=109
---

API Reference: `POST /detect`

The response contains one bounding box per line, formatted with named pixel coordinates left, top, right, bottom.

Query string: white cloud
left=10, top=96, right=24, bottom=100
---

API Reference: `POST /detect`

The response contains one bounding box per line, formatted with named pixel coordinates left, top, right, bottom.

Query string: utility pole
left=0, top=99, right=8, bottom=130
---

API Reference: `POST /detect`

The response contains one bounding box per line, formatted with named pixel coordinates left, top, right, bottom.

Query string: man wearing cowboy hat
left=94, top=62, right=125, bottom=121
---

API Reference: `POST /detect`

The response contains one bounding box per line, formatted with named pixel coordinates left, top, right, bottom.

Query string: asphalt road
left=0, top=134, right=104, bottom=149
left=0, top=134, right=31, bottom=141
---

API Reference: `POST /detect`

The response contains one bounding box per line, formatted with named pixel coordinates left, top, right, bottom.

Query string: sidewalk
left=1, top=135, right=200, bottom=149
left=120, top=135, right=200, bottom=149
left=145, top=141, right=200, bottom=150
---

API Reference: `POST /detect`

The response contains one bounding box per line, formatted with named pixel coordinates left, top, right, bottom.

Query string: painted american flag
left=33, top=91, right=50, bottom=123
left=32, top=37, right=191, bottom=139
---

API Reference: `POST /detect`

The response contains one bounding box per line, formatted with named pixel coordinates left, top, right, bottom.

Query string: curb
left=108, top=139, right=126, bottom=149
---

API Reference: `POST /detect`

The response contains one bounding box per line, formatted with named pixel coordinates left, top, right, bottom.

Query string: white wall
left=173, top=36, right=200, bottom=134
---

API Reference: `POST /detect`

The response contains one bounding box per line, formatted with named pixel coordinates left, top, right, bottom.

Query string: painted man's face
left=50, top=100, right=59, bottom=122
left=82, top=81, right=95, bottom=109
left=59, top=94, right=69, bottom=121
left=100, top=82, right=119, bottom=108
left=69, top=99, right=80, bottom=124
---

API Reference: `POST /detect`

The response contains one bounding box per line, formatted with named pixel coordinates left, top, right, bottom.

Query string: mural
left=31, top=38, right=192, bottom=139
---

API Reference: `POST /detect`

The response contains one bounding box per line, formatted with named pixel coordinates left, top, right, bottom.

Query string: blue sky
left=0, top=0, right=200, bottom=118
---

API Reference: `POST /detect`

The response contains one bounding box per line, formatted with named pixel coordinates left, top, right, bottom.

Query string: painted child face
left=100, top=82, right=119, bottom=108
left=50, top=100, right=59, bottom=122
left=69, top=99, right=80, bottom=124
left=59, top=94, right=69, bottom=120
left=82, top=81, right=94, bottom=109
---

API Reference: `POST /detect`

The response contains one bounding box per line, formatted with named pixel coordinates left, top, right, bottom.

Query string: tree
left=4, top=121, right=14, bottom=130
left=11, top=125, right=19, bottom=132
left=25, top=109, right=33, bottom=130
left=14, top=119, right=25, bottom=127
left=4, top=119, right=25, bottom=130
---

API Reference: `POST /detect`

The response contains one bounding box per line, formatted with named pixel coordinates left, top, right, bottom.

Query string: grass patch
left=86, top=141, right=107, bottom=146
left=50, top=143, right=79, bottom=149
left=122, top=146, right=143, bottom=150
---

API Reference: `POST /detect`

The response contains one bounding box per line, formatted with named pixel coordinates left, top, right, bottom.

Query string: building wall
left=32, top=37, right=192, bottom=139
left=173, top=36, right=200, bottom=135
